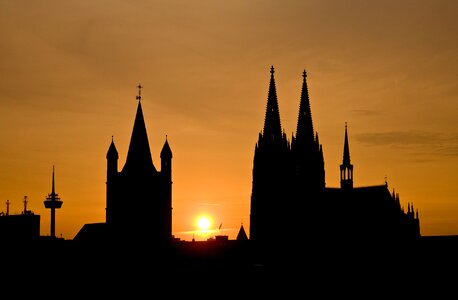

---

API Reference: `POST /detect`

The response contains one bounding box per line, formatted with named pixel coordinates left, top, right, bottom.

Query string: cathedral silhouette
left=250, top=66, right=420, bottom=252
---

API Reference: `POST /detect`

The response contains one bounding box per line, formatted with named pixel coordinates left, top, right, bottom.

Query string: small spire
left=303, top=69, right=307, bottom=78
left=270, top=65, right=275, bottom=76
left=136, top=84, right=143, bottom=101
left=342, top=123, right=351, bottom=165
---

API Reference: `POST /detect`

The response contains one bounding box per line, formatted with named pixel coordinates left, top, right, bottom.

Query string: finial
left=345, top=122, right=347, bottom=129
left=303, top=69, right=307, bottom=78
left=136, top=84, right=143, bottom=101
left=270, top=65, right=275, bottom=76
left=165, top=134, right=168, bottom=140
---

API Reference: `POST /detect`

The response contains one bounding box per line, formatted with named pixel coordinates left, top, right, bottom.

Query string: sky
left=0, top=0, right=456, bottom=241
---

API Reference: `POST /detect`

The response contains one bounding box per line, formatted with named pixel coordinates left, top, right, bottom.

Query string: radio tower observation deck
left=43, top=166, right=63, bottom=238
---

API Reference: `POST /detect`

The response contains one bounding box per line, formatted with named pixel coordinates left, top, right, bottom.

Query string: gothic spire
left=340, top=122, right=353, bottom=189
left=122, top=86, right=156, bottom=174
left=295, top=69, right=315, bottom=145
left=262, top=66, right=282, bottom=142
left=342, top=122, right=351, bottom=165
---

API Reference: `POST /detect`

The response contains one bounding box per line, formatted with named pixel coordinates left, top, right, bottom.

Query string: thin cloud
left=356, top=131, right=458, bottom=158
left=350, top=109, right=382, bottom=117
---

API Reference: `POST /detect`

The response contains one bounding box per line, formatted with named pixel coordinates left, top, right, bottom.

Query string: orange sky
left=0, top=1, right=457, bottom=240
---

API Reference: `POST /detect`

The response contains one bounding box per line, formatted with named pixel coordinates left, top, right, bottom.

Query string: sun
left=197, top=216, right=212, bottom=230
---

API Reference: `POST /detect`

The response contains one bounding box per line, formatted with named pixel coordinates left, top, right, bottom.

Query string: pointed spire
left=296, top=69, right=315, bottom=145
left=122, top=87, right=157, bottom=174
left=160, top=135, right=173, bottom=159
left=340, top=123, right=353, bottom=189
left=342, top=122, right=351, bottom=165
left=106, top=136, right=119, bottom=160
left=262, top=65, right=282, bottom=142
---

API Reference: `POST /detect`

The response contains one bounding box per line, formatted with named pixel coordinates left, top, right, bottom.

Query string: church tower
left=340, top=123, right=353, bottom=189
left=291, top=69, right=325, bottom=193
left=250, top=66, right=292, bottom=244
left=105, top=85, right=173, bottom=242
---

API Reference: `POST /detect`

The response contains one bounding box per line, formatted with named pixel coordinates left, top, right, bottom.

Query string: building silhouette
left=250, top=66, right=420, bottom=250
left=0, top=197, right=40, bottom=241
left=75, top=85, right=173, bottom=243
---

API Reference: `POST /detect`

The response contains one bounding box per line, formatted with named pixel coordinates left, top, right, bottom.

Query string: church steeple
left=295, top=70, right=315, bottom=147
left=340, top=123, right=353, bottom=189
left=122, top=85, right=157, bottom=174
left=262, top=66, right=282, bottom=142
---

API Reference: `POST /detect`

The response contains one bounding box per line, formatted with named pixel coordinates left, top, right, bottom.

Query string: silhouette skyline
left=0, top=66, right=422, bottom=248
left=1, top=66, right=456, bottom=295
left=0, top=1, right=457, bottom=242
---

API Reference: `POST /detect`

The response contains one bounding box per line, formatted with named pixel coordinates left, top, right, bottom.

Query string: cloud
left=356, top=130, right=458, bottom=158
left=350, top=109, right=382, bottom=117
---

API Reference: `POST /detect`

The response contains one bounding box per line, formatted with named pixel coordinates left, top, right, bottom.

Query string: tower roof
left=236, top=224, right=248, bottom=241
left=262, top=66, right=283, bottom=142
left=342, top=123, right=351, bottom=165
left=122, top=94, right=157, bottom=174
left=160, top=136, right=173, bottom=159
left=295, top=69, right=315, bottom=145
left=106, top=136, right=119, bottom=160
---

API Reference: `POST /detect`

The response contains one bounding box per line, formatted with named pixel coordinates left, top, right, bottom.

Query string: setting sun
left=197, top=216, right=212, bottom=231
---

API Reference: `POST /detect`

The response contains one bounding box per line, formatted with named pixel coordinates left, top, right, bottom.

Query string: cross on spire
left=136, top=84, right=143, bottom=101
left=303, top=69, right=307, bottom=78
left=270, top=65, right=275, bottom=76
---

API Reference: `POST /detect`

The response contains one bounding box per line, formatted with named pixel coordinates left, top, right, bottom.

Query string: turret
left=160, top=135, right=173, bottom=177
left=340, top=123, right=353, bottom=189
left=106, top=136, right=119, bottom=175
left=106, top=137, right=118, bottom=224
left=160, top=135, right=173, bottom=239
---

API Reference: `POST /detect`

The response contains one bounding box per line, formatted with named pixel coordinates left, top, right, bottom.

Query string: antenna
left=23, top=196, right=28, bottom=214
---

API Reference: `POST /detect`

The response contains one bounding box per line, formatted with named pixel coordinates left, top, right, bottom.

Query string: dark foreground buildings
left=3, top=68, right=458, bottom=293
